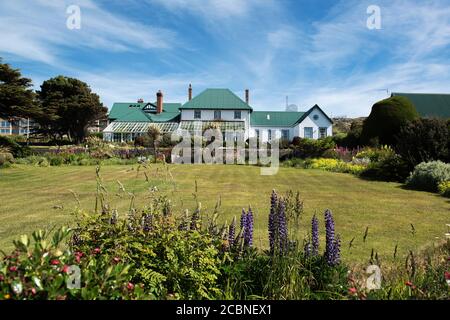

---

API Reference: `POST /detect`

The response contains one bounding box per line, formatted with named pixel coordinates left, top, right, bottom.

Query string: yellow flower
left=4, top=294, right=10, bottom=299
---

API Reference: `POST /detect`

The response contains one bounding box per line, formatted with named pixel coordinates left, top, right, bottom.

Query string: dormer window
left=143, top=103, right=157, bottom=113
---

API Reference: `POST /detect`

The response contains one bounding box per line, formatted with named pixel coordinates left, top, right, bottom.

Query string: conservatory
left=103, top=121, right=180, bottom=142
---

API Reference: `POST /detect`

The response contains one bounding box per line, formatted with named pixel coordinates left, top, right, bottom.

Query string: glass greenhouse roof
left=103, top=121, right=180, bottom=133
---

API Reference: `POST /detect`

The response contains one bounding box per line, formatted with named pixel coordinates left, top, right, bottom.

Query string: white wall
left=181, top=109, right=250, bottom=138
left=295, top=108, right=332, bottom=139
left=248, top=127, right=295, bottom=143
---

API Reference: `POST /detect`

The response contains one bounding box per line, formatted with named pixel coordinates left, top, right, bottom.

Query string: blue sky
left=1, top=0, right=450, bottom=117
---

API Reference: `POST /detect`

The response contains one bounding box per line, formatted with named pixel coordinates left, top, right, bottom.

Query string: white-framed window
left=281, top=129, right=289, bottom=140
left=319, top=127, right=327, bottom=139
left=304, top=127, right=313, bottom=139
left=234, top=110, right=241, bottom=119
left=1, top=121, right=10, bottom=127
left=214, top=110, right=221, bottom=120
left=194, top=110, right=201, bottom=119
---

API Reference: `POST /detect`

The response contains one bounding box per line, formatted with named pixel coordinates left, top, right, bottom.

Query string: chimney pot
left=188, top=84, right=192, bottom=101
left=245, top=89, right=249, bottom=104
left=156, top=90, right=163, bottom=114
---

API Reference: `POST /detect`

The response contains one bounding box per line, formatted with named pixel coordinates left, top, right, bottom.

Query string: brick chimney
left=245, top=89, right=249, bottom=104
left=188, top=84, right=192, bottom=101
left=156, top=90, right=163, bottom=114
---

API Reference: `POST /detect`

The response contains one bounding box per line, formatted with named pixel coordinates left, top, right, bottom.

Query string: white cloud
left=0, top=0, right=176, bottom=65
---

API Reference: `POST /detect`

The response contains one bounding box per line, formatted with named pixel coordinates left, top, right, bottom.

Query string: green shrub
left=0, top=227, right=149, bottom=300
left=360, top=153, right=410, bottom=182
left=48, top=155, right=64, bottom=166
left=0, top=152, right=14, bottom=166
left=406, top=161, right=450, bottom=192
left=0, top=135, right=31, bottom=158
left=438, top=181, right=450, bottom=197
left=355, top=146, right=395, bottom=162
left=395, top=118, right=450, bottom=168
left=292, top=137, right=336, bottom=158
left=361, top=96, right=419, bottom=146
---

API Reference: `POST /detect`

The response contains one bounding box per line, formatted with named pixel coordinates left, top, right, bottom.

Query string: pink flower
left=62, top=265, right=69, bottom=273
left=127, top=282, right=134, bottom=291
left=348, top=287, right=357, bottom=295
left=51, top=259, right=60, bottom=265
left=31, top=288, right=37, bottom=295
left=93, top=248, right=101, bottom=254
left=0, top=275, right=4, bottom=281
left=113, top=257, right=120, bottom=264
left=9, top=266, right=17, bottom=272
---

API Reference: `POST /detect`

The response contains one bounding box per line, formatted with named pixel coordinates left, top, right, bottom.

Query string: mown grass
left=0, top=164, right=448, bottom=264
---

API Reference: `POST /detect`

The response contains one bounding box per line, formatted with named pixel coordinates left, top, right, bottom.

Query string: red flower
left=127, top=282, right=134, bottom=291
left=445, top=271, right=450, bottom=280
left=9, top=266, right=17, bottom=272
left=74, top=251, right=84, bottom=263
left=348, top=287, right=357, bottom=295
left=51, top=259, right=60, bottom=265
left=405, top=281, right=416, bottom=289
left=93, top=248, right=101, bottom=254
left=62, top=265, right=70, bottom=273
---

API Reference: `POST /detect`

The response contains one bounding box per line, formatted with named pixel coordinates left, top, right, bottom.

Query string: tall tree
left=0, top=58, right=36, bottom=119
left=37, top=76, right=107, bottom=143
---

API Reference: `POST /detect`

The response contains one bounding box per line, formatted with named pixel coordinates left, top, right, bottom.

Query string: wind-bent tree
left=37, top=76, right=107, bottom=143
left=0, top=58, right=36, bottom=119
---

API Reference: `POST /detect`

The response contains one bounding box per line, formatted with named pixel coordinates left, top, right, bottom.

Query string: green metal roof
left=109, top=102, right=181, bottom=122
left=391, top=93, right=450, bottom=119
left=180, top=89, right=252, bottom=110
left=250, top=105, right=333, bottom=127
left=251, top=111, right=305, bottom=127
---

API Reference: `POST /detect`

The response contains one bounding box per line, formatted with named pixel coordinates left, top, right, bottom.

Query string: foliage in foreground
left=0, top=167, right=448, bottom=300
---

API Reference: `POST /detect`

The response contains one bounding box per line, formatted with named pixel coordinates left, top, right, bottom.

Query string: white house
left=103, top=86, right=333, bottom=143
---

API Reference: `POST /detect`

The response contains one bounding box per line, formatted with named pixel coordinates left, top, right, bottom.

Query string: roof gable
left=109, top=102, right=181, bottom=122
left=391, top=92, right=450, bottom=118
left=180, top=88, right=252, bottom=110
left=250, top=105, right=332, bottom=127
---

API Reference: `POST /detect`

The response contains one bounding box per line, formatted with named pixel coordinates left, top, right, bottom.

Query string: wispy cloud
left=0, top=0, right=176, bottom=66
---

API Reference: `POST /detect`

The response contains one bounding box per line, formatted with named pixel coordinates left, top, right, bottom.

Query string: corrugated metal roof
left=108, top=102, right=181, bottom=122
left=391, top=93, right=450, bottom=118
left=251, top=111, right=305, bottom=127
left=180, top=88, right=252, bottom=110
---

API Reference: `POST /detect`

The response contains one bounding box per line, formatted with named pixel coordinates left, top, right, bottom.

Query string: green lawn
left=0, top=164, right=448, bottom=263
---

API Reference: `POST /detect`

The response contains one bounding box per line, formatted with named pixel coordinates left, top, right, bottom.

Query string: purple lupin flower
left=244, top=207, right=254, bottom=247
left=268, top=190, right=278, bottom=253
left=311, top=215, right=319, bottom=256
left=304, top=240, right=312, bottom=258
left=142, top=214, right=152, bottom=233
left=278, top=199, right=288, bottom=253
left=332, top=235, right=341, bottom=266
left=324, top=209, right=340, bottom=266
left=228, top=216, right=236, bottom=248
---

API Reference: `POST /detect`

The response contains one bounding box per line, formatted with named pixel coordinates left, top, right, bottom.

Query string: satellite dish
left=286, top=104, right=298, bottom=112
